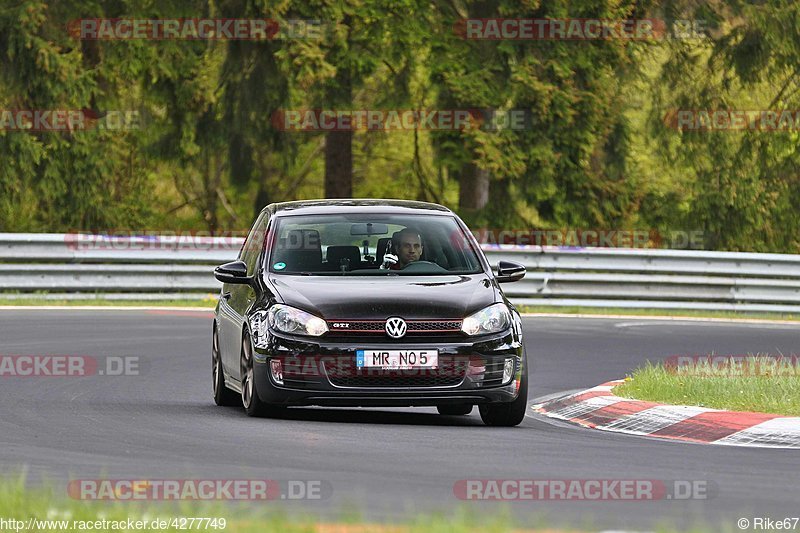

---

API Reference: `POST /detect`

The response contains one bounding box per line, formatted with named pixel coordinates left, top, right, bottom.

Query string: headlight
left=461, top=303, right=511, bottom=336
left=267, top=304, right=328, bottom=337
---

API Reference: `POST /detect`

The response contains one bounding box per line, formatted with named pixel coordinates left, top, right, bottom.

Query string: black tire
left=240, top=332, right=286, bottom=418
left=479, top=369, right=528, bottom=427
left=437, top=404, right=473, bottom=416
left=213, top=326, right=240, bottom=406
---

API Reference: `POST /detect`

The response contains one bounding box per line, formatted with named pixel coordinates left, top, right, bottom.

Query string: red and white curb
left=532, top=380, right=800, bottom=449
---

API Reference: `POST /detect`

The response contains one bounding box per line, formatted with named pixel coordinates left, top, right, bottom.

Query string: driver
left=381, top=228, right=423, bottom=270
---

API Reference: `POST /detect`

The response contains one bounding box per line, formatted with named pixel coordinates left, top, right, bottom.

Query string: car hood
left=267, top=274, right=498, bottom=319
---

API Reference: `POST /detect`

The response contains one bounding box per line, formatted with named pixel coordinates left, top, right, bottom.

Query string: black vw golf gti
left=212, top=199, right=529, bottom=426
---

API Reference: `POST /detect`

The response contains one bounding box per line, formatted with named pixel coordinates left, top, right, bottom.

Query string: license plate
left=356, top=350, right=439, bottom=370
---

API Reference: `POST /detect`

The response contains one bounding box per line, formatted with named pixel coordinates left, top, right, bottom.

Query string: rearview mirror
left=496, top=260, right=526, bottom=283
left=350, top=223, right=389, bottom=236
left=214, top=260, right=252, bottom=285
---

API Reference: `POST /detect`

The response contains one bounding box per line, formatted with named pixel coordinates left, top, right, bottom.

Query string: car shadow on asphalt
left=211, top=404, right=487, bottom=426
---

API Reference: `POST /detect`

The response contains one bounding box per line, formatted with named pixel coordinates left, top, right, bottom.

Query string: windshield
left=267, top=213, right=483, bottom=275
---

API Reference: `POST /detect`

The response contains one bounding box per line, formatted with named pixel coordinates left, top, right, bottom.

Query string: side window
left=240, top=212, right=269, bottom=275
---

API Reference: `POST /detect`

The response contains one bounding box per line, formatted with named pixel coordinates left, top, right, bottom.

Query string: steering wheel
left=400, top=261, right=448, bottom=273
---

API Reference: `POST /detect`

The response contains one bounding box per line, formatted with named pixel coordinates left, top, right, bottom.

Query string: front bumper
left=251, top=330, right=525, bottom=407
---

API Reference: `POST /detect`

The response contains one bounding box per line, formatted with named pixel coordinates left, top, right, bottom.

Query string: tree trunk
left=254, top=182, right=270, bottom=217
left=458, top=162, right=490, bottom=211
left=487, top=176, right=515, bottom=228
left=324, top=17, right=353, bottom=199
left=324, top=130, right=353, bottom=198
left=204, top=151, right=219, bottom=233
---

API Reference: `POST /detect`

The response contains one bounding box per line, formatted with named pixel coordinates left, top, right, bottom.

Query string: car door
left=218, top=211, right=269, bottom=382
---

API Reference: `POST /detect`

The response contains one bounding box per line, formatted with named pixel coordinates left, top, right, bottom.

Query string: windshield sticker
left=273, top=262, right=286, bottom=270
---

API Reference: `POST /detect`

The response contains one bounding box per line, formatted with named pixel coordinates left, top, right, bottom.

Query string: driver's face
left=398, top=235, right=422, bottom=265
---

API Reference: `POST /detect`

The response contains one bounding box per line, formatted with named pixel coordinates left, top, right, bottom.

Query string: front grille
left=326, top=319, right=463, bottom=336
left=273, top=355, right=514, bottom=390
left=408, top=320, right=462, bottom=331
left=324, top=357, right=468, bottom=388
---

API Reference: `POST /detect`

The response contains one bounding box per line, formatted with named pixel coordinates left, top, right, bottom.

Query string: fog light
left=270, top=359, right=284, bottom=385
left=503, top=358, right=515, bottom=384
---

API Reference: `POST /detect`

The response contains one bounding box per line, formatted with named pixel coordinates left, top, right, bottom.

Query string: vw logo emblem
left=385, top=317, right=407, bottom=339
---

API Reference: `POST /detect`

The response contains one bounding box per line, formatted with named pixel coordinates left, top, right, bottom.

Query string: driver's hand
left=380, top=253, right=398, bottom=270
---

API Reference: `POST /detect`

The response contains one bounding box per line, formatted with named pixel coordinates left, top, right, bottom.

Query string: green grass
left=518, top=305, right=800, bottom=321
left=0, top=297, right=216, bottom=308
left=614, top=358, right=800, bottom=416
left=0, top=476, right=513, bottom=533
left=0, top=475, right=734, bottom=533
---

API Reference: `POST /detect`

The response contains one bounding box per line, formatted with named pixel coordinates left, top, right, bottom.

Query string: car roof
left=265, top=199, right=454, bottom=217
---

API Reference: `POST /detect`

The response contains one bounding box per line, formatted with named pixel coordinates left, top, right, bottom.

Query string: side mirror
left=214, top=260, right=252, bottom=285
left=496, top=260, right=526, bottom=283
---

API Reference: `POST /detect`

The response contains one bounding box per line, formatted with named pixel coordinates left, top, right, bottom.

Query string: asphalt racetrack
left=0, top=310, right=797, bottom=530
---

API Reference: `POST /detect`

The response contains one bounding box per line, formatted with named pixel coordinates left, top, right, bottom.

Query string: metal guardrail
left=0, top=233, right=237, bottom=263
left=2, top=233, right=800, bottom=312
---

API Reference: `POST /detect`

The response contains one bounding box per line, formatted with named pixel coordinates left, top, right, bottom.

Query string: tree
left=285, top=0, right=429, bottom=199
left=649, top=0, right=800, bottom=251
left=429, top=0, right=652, bottom=230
